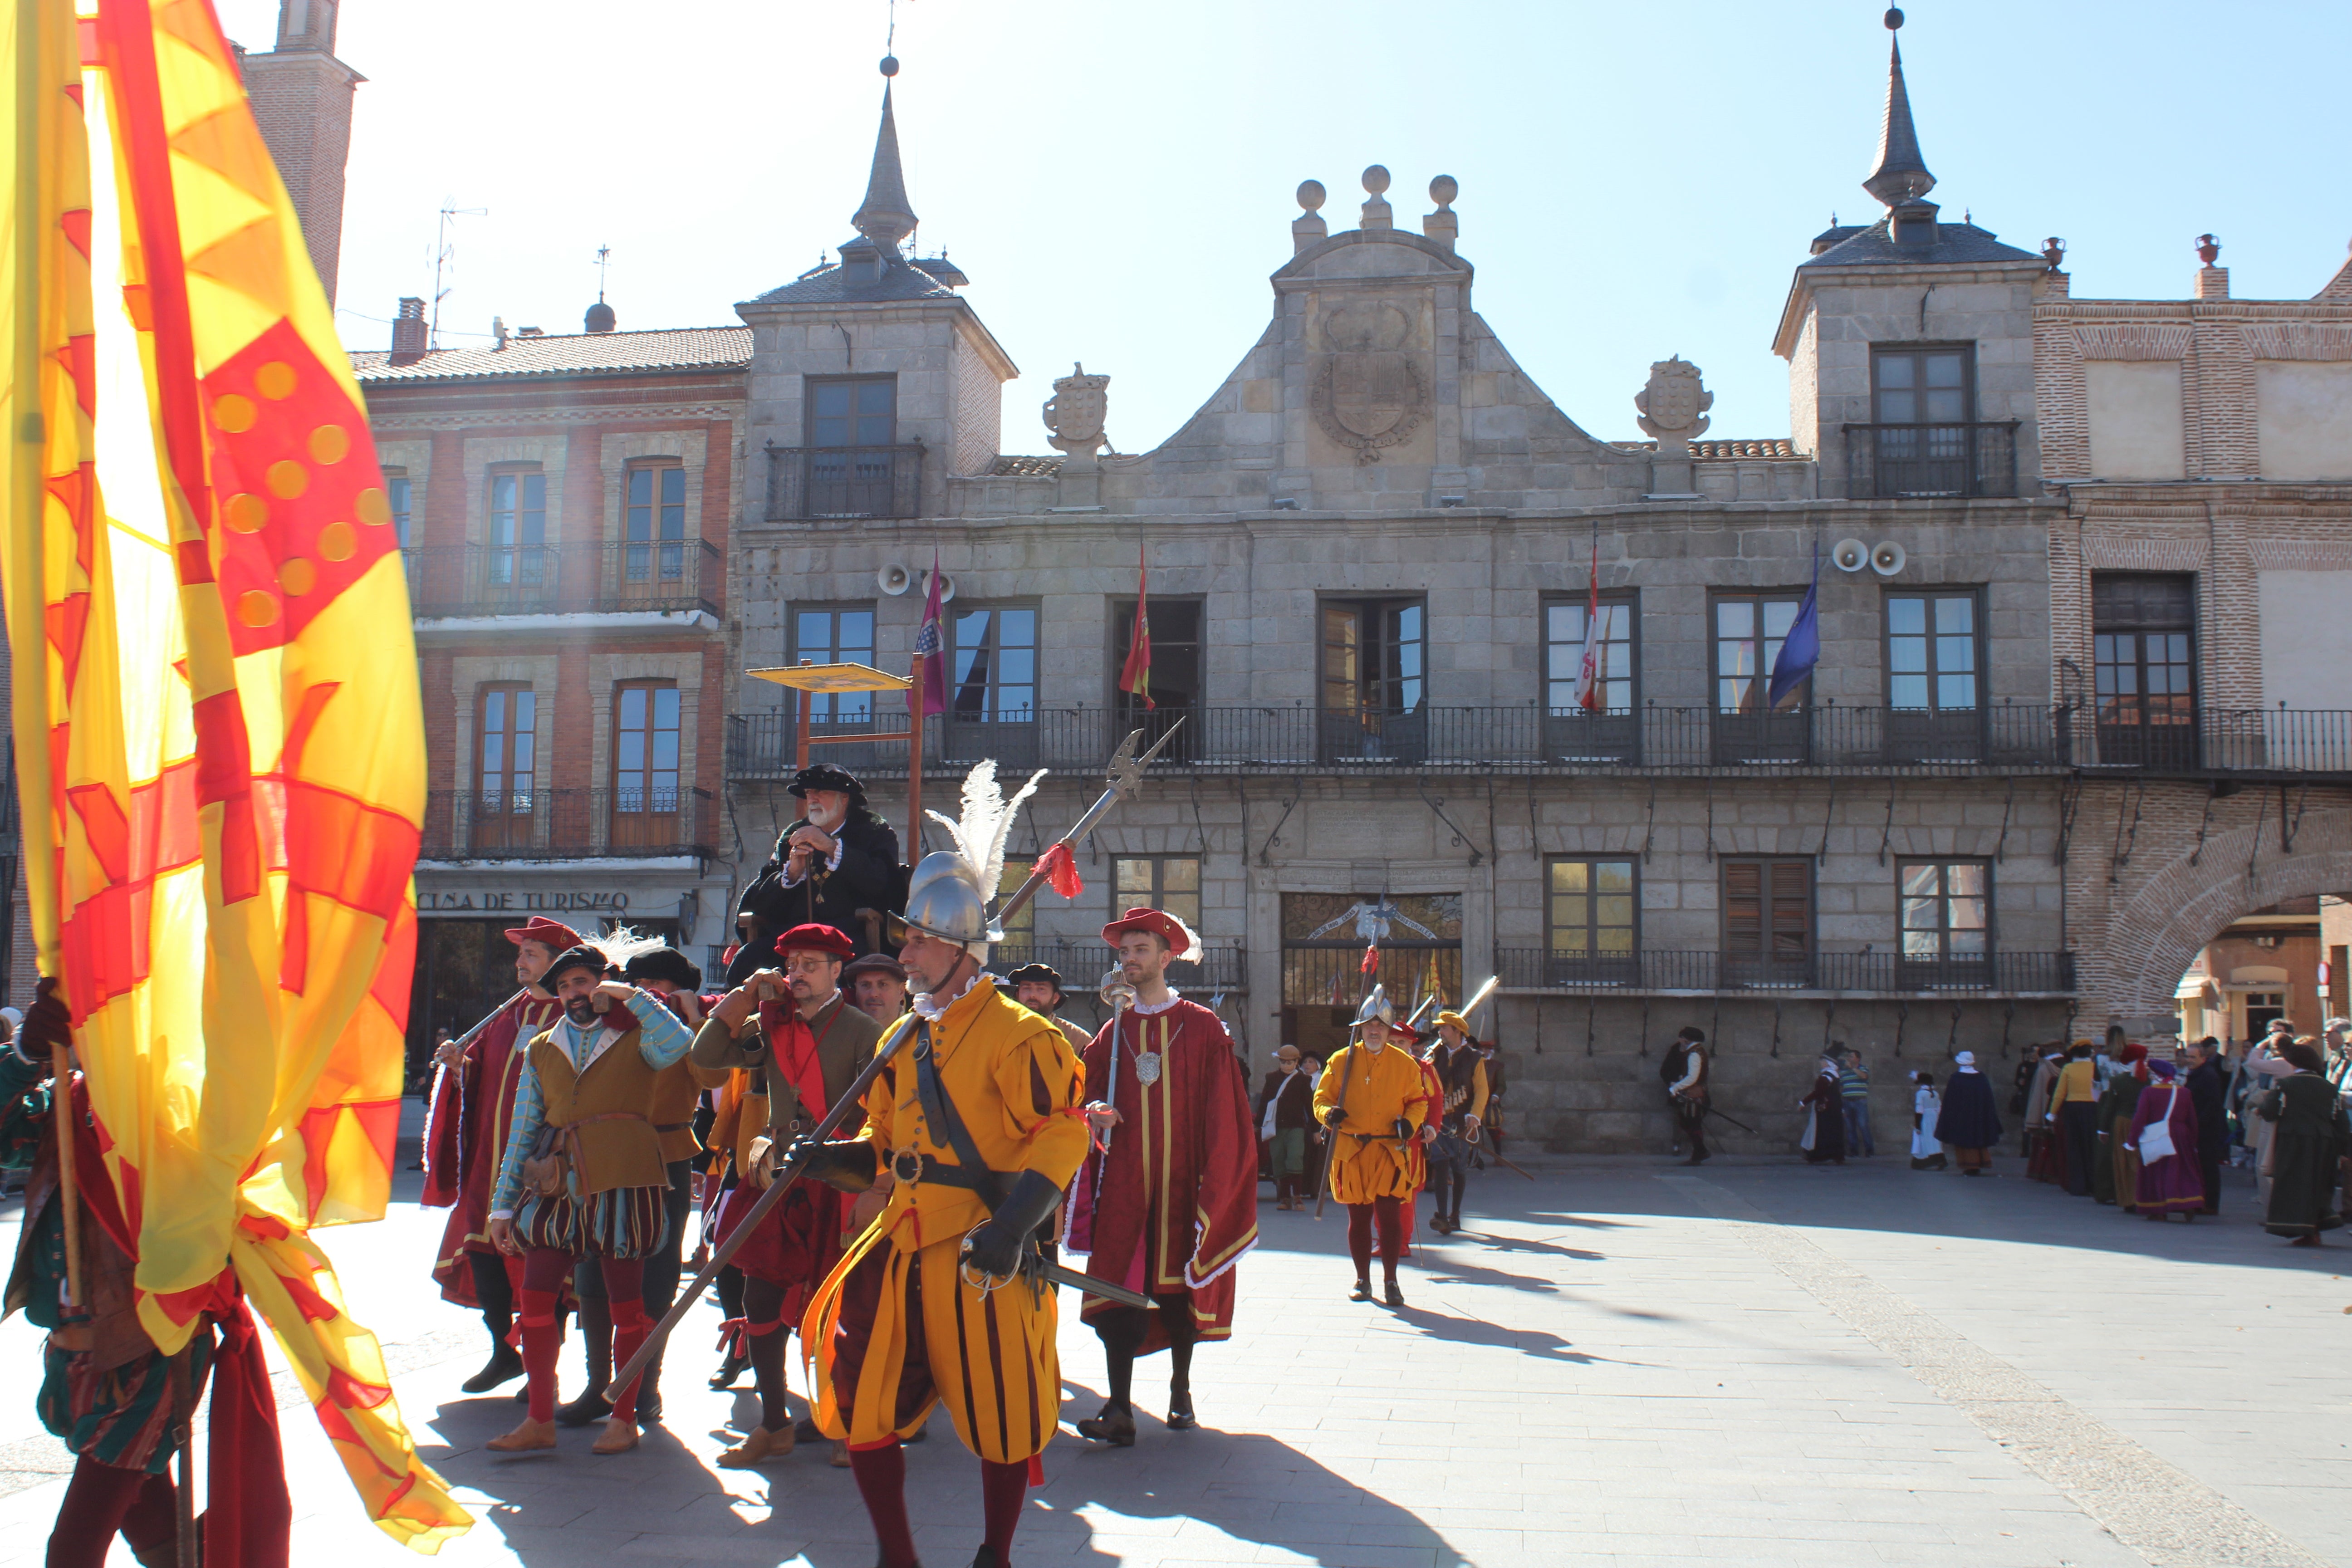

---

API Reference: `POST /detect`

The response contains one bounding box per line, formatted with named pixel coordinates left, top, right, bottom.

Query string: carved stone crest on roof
left=1310, top=299, right=1427, bottom=465
left=1041, top=363, right=1110, bottom=457
left=1634, top=357, right=1714, bottom=456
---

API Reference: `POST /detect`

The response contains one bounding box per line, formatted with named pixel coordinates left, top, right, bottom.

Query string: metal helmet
left=1351, top=985, right=1396, bottom=1029
left=893, top=850, right=1000, bottom=947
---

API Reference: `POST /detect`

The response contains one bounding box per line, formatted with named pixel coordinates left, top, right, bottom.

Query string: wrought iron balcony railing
left=727, top=704, right=2071, bottom=776
left=2060, top=706, right=2352, bottom=778
left=1843, top=421, right=2019, bottom=499
left=403, top=540, right=721, bottom=620
left=765, top=443, right=924, bottom=521
left=1494, top=948, right=2076, bottom=995
left=420, top=787, right=717, bottom=860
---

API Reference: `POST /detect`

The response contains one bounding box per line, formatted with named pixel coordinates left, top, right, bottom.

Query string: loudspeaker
left=877, top=563, right=912, bottom=596
left=920, top=569, right=957, bottom=603
left=1870, top=540, right=1907, bottom=576
left=1832, top=538, right=1870, bottom=573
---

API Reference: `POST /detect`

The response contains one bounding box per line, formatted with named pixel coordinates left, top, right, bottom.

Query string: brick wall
left=240, top=49, right=358, bottom=304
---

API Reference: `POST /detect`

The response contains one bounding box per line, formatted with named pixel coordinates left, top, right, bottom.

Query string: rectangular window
left=950, top=604, right=1038, bottom=720
left=1543, top=594, right=1635, bottom=714
left=1321, top=598, right=1424, bottom=716
left=1721, top=858, right=1811, bottom=985
left=612, top=682, right=681, bottom=845
left=2092, top=573, right=2197, bottom=768
left=623, top=462, right=686, bottom=584
left=1547, top=857, right=1637, bottom=982
left=1898, top=859, right=1991, bottom=971
left=1885, top=592, right=1979, bottom=711
left=1110, top=596, right=1203, bottom=715
left=1872, top=346, right=1974, bottom=426
left=1320, top=597, right=1426, bottom=762
left=808, top=376, right=897, bottom=447
left=488, top=468, right=547, bottom=588
left=1113, top=855, right=1202, bottom=931
left=384, top=468, right=412, bottom=549
left=1714, top=593, right=1806, bottom=714
left=790, top=604, right=879, bottom=724
left=475, top=683, right=535, bottom=849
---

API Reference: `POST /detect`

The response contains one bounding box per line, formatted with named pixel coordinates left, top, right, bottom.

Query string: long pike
left=607, top=724, right=1184, bottom=1398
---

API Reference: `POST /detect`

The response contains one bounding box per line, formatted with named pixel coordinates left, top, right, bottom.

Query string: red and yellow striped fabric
left=0, top=0, right=466, bottom=1549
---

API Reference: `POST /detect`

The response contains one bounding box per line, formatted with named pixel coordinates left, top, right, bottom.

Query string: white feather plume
left=586, top=922, right=670, bottom=973
left=927, top=760, right=1046, bottom=904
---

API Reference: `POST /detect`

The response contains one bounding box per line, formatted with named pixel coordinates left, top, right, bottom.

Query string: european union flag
left=1767, top=540, right=1820, bottom=711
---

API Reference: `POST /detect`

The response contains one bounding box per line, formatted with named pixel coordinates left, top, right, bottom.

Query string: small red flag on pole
left=1118, top=542, right=1154, bottom=710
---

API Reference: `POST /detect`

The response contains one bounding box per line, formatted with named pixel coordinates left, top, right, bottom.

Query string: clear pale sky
left=216, top=0, right=2352, bottom=455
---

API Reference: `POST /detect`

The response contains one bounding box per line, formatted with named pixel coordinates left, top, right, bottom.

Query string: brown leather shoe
left=591, top=1418, right=639, bottom=1455
left=717, top=1426, right=794, bottom=1467
left=485, top=1417, right=558, bottom=1453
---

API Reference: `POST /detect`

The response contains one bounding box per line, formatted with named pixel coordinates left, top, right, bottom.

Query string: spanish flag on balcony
left=1, top=0, right=464, bottom=1552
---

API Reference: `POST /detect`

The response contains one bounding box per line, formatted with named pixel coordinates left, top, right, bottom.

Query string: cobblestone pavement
left=1, top=1140, right=2345, bottom=1567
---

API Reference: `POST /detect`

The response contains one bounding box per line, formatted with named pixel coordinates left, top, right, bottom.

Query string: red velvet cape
left=1063, top=998, right=1258, bottom=1350
left=421, top=996, right=559, bottom=1304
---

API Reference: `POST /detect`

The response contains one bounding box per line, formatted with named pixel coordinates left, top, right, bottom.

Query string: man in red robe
left=1064, top=907, right=1258, bottom=1446
left=421, top=915, right=577, bottom=1391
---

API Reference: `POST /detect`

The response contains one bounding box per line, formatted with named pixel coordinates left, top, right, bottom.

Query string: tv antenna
left=430, top=200, right=487, bottom=350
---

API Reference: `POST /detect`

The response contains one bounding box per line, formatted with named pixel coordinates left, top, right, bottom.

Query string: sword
left=609, top=726, right=1183, bottom=1400
left=960, top=1230, right=1154, bottom=1310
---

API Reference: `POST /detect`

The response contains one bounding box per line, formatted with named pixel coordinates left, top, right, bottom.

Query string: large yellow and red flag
left=1, top=0, right=466, bottom=1549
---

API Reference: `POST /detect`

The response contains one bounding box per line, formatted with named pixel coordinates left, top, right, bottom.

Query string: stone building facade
left=12, top=12, right=2331, bottom=1147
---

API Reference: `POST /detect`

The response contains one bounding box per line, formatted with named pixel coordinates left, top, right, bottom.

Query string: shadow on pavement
left=1030, top=1426, right=1470, bottom=1568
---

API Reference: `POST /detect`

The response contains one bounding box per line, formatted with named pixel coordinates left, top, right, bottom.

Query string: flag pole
left=905, top=649, right=924, bottom=854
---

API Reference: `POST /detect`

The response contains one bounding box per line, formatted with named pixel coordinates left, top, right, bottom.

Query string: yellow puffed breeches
left=802, top=1202, right=1062, bottom=1465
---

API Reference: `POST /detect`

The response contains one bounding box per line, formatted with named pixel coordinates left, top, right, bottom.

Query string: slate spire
left=1862, top=9, right=1936, bottom=209
left=851, top=66, right=918, bottom=257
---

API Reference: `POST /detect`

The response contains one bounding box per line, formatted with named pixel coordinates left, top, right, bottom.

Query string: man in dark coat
left=730, top=764, right=901, bottom=982
left=2185, top=1036, right=2230, bottom=1215
left=1932, top=1049, right=2003, bottom=1175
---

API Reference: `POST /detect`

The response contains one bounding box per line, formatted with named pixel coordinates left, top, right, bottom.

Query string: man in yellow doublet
left=1313, top=988, right=1431, bottom=1306
left=791, top=777, right=1088, bottom=1568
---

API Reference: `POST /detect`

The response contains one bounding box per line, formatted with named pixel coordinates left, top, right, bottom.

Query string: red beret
left=1101, top=906, right=1201, bottom=963
left=504, top=916, right=583, bottom=951
left=775, top=923, right=855, bottom=960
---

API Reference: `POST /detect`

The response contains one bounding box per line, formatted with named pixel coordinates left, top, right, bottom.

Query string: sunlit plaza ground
left=0, top=1110, right=2343, bottom=1568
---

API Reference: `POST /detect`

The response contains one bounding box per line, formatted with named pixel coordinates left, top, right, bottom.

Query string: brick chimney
left=240, top=1, right=363, bottom=304
left=389, top=297, right=426, bottom=364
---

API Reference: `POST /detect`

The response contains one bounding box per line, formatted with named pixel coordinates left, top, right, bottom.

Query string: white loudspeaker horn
left=877, top=563, right=912, bottom=596
left=920, top=568, right=957, bottom=603
left=1870, top=540, right=1907, bottom=577
left=1831, top=538, right=1870, bottom=573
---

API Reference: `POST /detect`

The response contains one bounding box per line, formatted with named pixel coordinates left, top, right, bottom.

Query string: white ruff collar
left=913, top=969, right=981, bottom=1022
left=1132, top=987, right=1181, bottom=1016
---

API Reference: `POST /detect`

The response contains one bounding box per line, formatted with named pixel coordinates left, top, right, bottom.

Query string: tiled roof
left=1609, top=438, right=1801, bottom=460
left=1802, top=216, right=2040, bottom=270
left=986, top=454, right=1063, bottom=477
left=350, top=327, right=751, bottom=384
left=751, top=254, right=961, bottom=306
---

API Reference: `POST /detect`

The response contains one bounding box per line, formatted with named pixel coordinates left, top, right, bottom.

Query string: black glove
left=1320, top=1105, right=1348, bottom=1128
left=785, top=1137, right=877, bottom=1194
left=960, top=1169, right=1065, bottom=1279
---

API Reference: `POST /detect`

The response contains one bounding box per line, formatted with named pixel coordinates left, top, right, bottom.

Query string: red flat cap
left=504, top=916, right=583, bottom=950
left=1101, top=906, right=1201, bottom=964
left=775, top=922, right=856, bottom=960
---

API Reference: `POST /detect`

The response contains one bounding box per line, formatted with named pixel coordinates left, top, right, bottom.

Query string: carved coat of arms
left=1042, top=362, right=1110, bottom=456
left=1311, top=300, right=1426, bottom=464
left=1634, top=356, right=1713, bottom=453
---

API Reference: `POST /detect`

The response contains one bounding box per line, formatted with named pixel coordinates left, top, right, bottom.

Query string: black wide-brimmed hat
left=1004, top=962, right=1065, bottom=998
left=622, top=946, right=703, bottom=992
left=787, top=763, right=867, bottom=802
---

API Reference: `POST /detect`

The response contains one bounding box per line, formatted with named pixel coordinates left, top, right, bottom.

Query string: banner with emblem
left=0, top=0, right=464, bottom=1548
